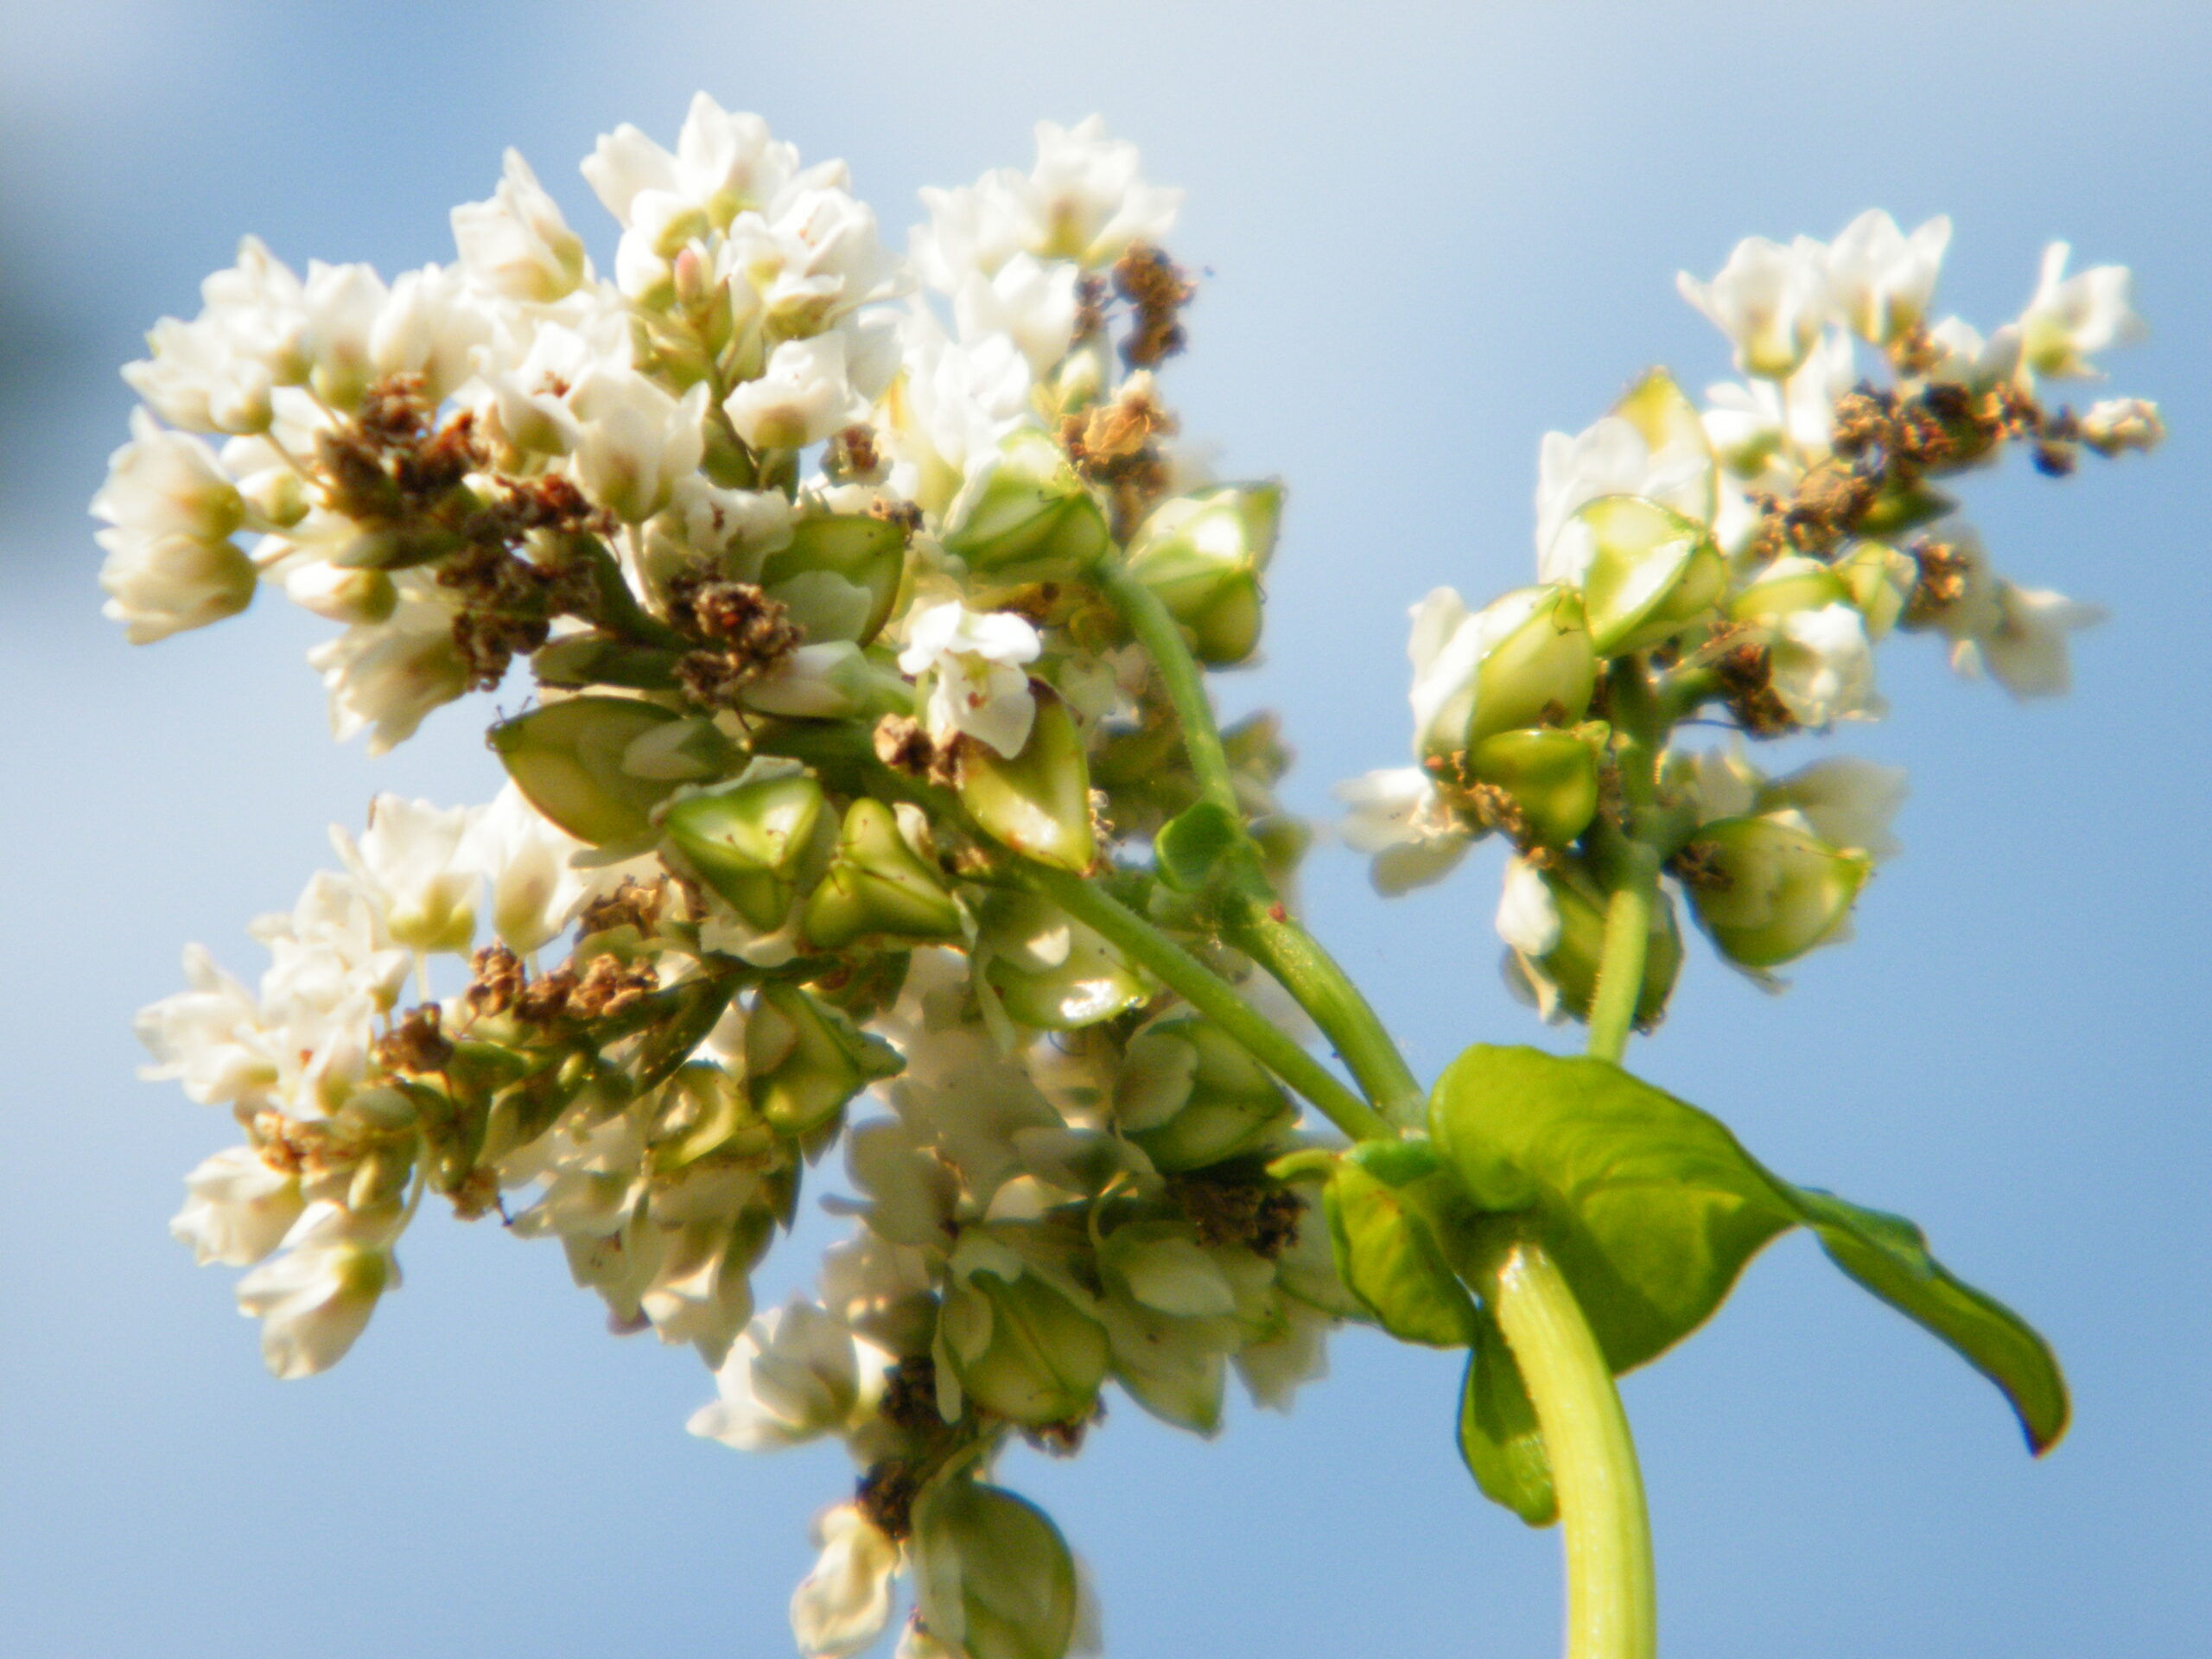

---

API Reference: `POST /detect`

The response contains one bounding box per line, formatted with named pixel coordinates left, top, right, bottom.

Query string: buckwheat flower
left=459, top=782, right=592, bottom=956
left=124, top=237, right=308, bottom=434
left=1923, top=315, right=2024, bottom=391
left=571, top=368, right=709, bottom=521
left=1825, top=210, right=1950, bottom=345
left=689, top=1300, right=866, bottom=1451
left=1533, top=416, right=1709, bottom=581
left=368, top=264, right=496, bottom=403
left=468, top=315, right=619, bottom=456
left=1677, top=235, right=1829, bottom=378
left=1406, top=584, right=1596, bottom=763
left=582, top=93, right=799, bottom=231
left=450, top=149, right=587, bottom=303
left=952, top=251, right=1081, bottom=376
left=235, top=1200, right=399, bottom=1379
left=2078, top=397, right=2166, bottom=457
left=724, top=333, right=872, bottom=451
left=135, top=944, right=276, bottom=1108
left=2018, top=242, right=2145, bottom=379
left=1769, top=603, right=1878, bottom=727
left=1232, top=1296, right=1333, bottom=1411
left=1028, top=116, right=1183, bottom=266
left=1958, top=583, right=2106, bottom=699
left=790, top=1503, right=899, bottom=1659
left=1757, top=756, right=1908, bottom=863
left=92, top=409, right=244, bottom=543
left=1495, top=854, right=1564, bottom=957
left=332, top=795, right=479, bottom=957
left=171, top=1146, right=305, bottom=1267
left=97, top=528, right=257, bottom=644
left=1333, top=766, right=1471, bottom=895
left=883, top=312, right=1034, bottom=512
left=732, top=181, right=904, bottom=334
left=300, top=260, right=391, bottom=410
left=306, top=585, right=470, bottom=753
left=899, top=601, right=1042, bottom=759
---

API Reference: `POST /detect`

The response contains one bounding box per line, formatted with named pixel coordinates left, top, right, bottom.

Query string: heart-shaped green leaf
left=1459, top=1307, right=1558, bottom=1526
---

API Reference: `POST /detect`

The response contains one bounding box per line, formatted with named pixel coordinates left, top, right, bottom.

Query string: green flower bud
left=1465, top=727, right=1602, bottom=848
left=942, top=426, right=1109, bottom=578
left=1506, top=858, right=1683, bottom=1027
left=1834, top=540, right=1918, bottom=642
left=958, top=686, right=1096, bottom=873
left=744, top=982, right=901, bottom=1136
left=940, top=1268, right=1109, bottom=1427
left=1570, top=495, right=1727, bottom=655
left=980, top=891, right=1148, bottom=1031
left=661, top=771, right=829, bottom=932
left=757, top=514, right=906, bottom=646
left=802, top=800, right=963, bottom=951
left=911, top=1478, right=1079, bottom=1659
left=1124, top=482, right=1284, bottom=666
left=1729, top=554, right=1851, bottom=621
left=490, top=696, right=685, bottom=846
left=1685, top=815, right=1871, bottom=969
left=1412, top=584, right=1598, bottom=765
left=1112, top=1015, right=1295, bottom=1173
left=1855, top=480, right=1956, bottom=536
left=531, top=632, right=683, bottom=692
left=647, top=1062, right=776, bottom=1173
left=1611, top=369, right=1718, bottom=527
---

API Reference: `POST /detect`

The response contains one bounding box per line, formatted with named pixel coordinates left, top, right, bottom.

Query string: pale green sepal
left=1124, top=482, right=1284, bottom=665
left=744, top=982, right=901, bottom=1136
left=1466, top=728, right=1601, bottom=848
left=943, top=1270, right=1109, bottom=1427
left=801, top=799, right=964, bottom=950
left=660, top=771, right=827, bottom=931
left=1573, top=494, right=1726, bottom=655
left=943, top=426, right=1109, bottom=578
left=1686, top=815, right=1870, bottom=969
left=912, top=1478, right=1080, bottom=1659
left=490, top=696, right=684, bottom=845
left=958, top=687, right=1096, bottom=873
left=758, top=514, right=906, bottom=645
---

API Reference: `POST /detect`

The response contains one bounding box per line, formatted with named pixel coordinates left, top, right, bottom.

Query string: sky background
left=3, top=3, right=2208, bottom=1655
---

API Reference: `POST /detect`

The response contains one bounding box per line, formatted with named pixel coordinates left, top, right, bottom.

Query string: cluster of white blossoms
left=1339, top=209, right=2158, bottom=1010
left=118, top=105, right=1340, bottom=1659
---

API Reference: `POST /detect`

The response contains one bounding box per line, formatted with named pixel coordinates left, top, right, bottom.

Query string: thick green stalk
left=1586, top=659, right=1665, bottom=1065
left=1015, top=862, right=1392, bottom=1144
left=1492, top=1240, right=1656, bottom=1659
left=1092, top=556, right=1423, bottom=1126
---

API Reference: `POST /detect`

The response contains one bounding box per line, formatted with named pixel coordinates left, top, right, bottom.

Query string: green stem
left=1586, top=659, right=1665, bottom=1066
left=1014, top=862, right=1392, bottom=1144
left=1491, top=1239, right=1656, bottom=1659
left=1093, top=556, right=1422, bottom=1125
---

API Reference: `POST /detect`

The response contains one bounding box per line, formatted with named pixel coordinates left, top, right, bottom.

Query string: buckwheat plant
left=109, top=98, right=2159, bottom=1659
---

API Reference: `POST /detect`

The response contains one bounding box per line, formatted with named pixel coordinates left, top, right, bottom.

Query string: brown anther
left=1713, top=643, right=1797, bottom=738
left=567, top=955, right=659, bottom=1020
left=1060, top=374, right=1179, bottom=537
left=1466, top=780, right=1532, bottom=846
left=1071, top=272, right=1109, bottom=343
left=1111, top=243, right=1196, bottom=369
left=375, top=1003, right=454, bottom=1075
left=877, top=1354, right=944, bottom=1434
left=577, top=876, right=665, bottom=939
left=865, top=494, right=924, bottom=535
left=874, top=713, right=962, bottom=789
left=513, top=967, right=578, bottom=1026
left=1904, top=537, right=1974, bottom=627
left=466, top=944, right=524, bottom=1018
left=823, top=423, right=885, bottom=483
left=1022, top=1402, right=1102, bottom=1459
left=666, top=572, right=804, bottom=711
left=1169, top=1173, right=1306, bottom=1259
left=1669, top=840, right=1733, bottom=893
left=448, top=1166, right=502, bottom=1222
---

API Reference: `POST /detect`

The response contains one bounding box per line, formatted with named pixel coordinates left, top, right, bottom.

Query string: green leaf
left=1153, top=799, right=1241, bottom=892
left=1324, top=1141, right=1483, bottom=1348
left=1459, top=1307, right=1558, bottom=1526
left=1429, top=1045, right=1796, bottom=1373
left=1788, top=1185, right=2070, bottom=1455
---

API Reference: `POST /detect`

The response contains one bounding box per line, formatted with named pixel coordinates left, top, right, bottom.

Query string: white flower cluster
left=122, top=105, right=1337, bottom=1659
left=1341, top=210, right=2155, bottom=1011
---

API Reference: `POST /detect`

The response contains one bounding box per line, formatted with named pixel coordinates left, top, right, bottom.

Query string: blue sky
left=3, top=3, right=2208, bottom=1655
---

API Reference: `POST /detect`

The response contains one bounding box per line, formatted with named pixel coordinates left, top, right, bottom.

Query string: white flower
left=730, top=181, right=904, bottom=334
left=581, top=93, right=799, bottom=230
left=724, top=333, right=872, bottom=451
left=1332, top=766, right=1471, bottom=895
left=2018, top=242, right=2144, bottom=379
left=883, top=310, right=1034, bottom=512
left=135, top=944, right=275, bottom=1107
left=96, top=528, right=257, bottom=644
left=1677, top=235, right=1829, bottom=378
left=1923, top=316, right=2023, bottom=391
left=306, top=587, right=469, bottom=754
left=460, top=782, right=593, bottom=955
left=92, top=409, right=243, bottom=543
left=571, top=370, right=709, bottom=521
left=467, top=312, right=622, bottom=456
left=450, top=148, right=586, bottom=303
left=251, top=871, right=410, bottom=1118
left=300, top=260, right=391, bottom=410
left=234, top=1201, right=397, bottom=1379
left=951, top=251, right=1080, bottom=375
left=1494, top=855, right=1563, bottom=957
left=1533, top=415, right=1709, bottom=582
left=1770, top=603, right=1878, bottom=727
left=171, top=1146, right=304, bottom=1267
left=332, top=794, right=479, bottom=956
left=789, top=1503, right=899, bottom=1659
left=122, top=237, right=308, bottom=434
left=1757, top=756, right=1908, bottom=863
left=1825, top=211, right=1950, bottom=345
left=898, top=601, right=1042, bottom=759
left=688, top=1300, right=866, bottom=1451
left=368, top=264, right=495, bottom=403
left=1958, top=584, right=2106, bottom=699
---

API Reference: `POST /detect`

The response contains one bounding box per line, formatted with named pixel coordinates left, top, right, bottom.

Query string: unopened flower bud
left=1834, top=541, right=1917, bottom=641
left=1729, top=554, right=1851, bottom=621
left=662, top=770, right=829, bottom=931
left=789, top=1503, right=898, bottom=1659
left=981, top=892, right=1147, bottom=1031
left=942, top=426, right=1109, bottom=577
left=1408, top=584, right=1597, bottom=766
left=957, top=685, right=1097, bottom=874
left=1685, top=814, right=1871, bottom=969
left=1500, top=856, right=1682, bottom=1027
left=1123, top=482, right=1283, bottom=666
left=744, top=982, right=900, bottom=1136
left=911, top=1479, right=1080, bottom=1659
left=1562, top=494, right=1726, bottom=655
left=490, top=696, right=687, bottom=846
left=804, top=799, right=963, bottom=951
left=1465, top=727, right=1601, bottom=848
left=758, top=514, right=906, bottom=646
left=2078, top=397, right=2164, bottom=457
left=940, top=1268, right=1109, bottom=1427
left=1111, top=1014, right=1294, bottom=1172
